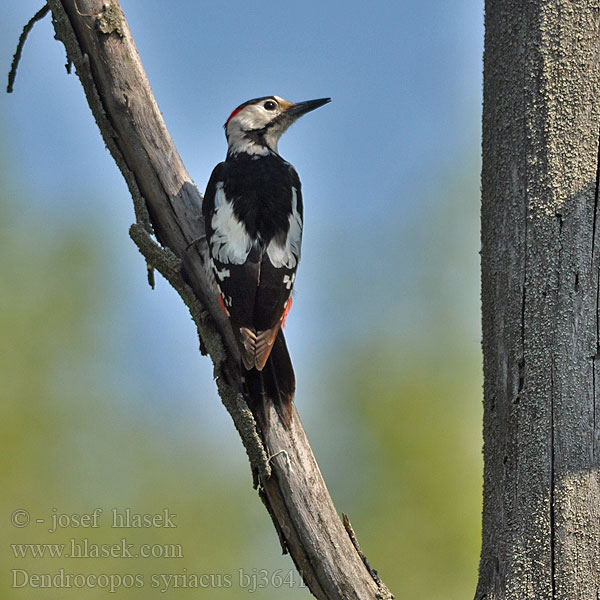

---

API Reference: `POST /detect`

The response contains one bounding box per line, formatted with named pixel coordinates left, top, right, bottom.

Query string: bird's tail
left=243, top=330, right=295, bottom=429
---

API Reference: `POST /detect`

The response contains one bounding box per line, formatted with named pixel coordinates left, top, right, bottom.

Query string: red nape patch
left=218, top=294, right=230, bottom=317
left=226, top=106, right=243, bottom=124
left=281, top=297, right=293, bottom=329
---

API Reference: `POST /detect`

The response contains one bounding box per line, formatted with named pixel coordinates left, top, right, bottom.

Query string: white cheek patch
left=230, top=135, right=270, bottom=156
left=210, top=183, right=252, bottom=264
left=226, top=120, right=270, bottom=156
left=266, top=187, right=302, bottom=269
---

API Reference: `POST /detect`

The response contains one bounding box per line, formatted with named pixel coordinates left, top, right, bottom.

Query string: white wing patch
left=266, top=187, right=302, bottom=269
left=210, top=182, right=252, bottom=264
left=283, top=273, right=295, bottom=289
left=213, top=262, right=231, bottom=281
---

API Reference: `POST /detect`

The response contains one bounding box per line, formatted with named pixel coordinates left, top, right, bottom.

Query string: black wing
left=203, top=159, right=303, bottom=370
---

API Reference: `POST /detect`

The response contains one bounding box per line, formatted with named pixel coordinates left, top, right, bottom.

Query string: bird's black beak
left=286, top=98, right=331, bottom=119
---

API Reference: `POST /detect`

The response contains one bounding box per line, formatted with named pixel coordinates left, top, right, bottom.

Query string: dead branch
left=32, top=1, right=393, bottom=598
left=7, top=5, right=50, bottom=93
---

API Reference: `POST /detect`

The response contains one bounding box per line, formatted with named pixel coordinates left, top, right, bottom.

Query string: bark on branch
left=39, top=2, right=393, bottom=598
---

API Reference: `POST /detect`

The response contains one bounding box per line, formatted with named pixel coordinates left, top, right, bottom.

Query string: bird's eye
left=263, top=100, right=277, bottom=110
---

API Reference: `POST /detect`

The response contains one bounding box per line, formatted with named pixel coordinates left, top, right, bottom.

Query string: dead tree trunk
left=478, top=1, right=600, bottom=598
left=17, top=1, right=394, bottom=599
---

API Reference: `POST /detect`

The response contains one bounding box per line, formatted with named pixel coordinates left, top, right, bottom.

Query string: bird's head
left=224, top=95, right=330, bottom=157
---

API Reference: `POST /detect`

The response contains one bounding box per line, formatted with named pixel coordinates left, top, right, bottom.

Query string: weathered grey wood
left=479, top=2, right=600, bottom=598
left=260, top=404, right=391, bottom=599
left=42, top=2, right=392, bottom=598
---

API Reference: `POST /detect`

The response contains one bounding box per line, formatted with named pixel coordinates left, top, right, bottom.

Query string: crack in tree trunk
left=479, top=1, right=600, bottom=598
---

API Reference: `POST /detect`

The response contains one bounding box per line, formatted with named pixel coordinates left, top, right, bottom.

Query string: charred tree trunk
left=478, top=2, right=600, bottom=598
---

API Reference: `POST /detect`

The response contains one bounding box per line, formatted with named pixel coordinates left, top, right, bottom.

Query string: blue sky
left=1, top=0, right=483, bottom=431
left=1, top=6, right=485, bottom=595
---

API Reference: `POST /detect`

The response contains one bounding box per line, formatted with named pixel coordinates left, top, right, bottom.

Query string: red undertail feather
left=281, top=297, right=292, bottom=329
left=218, top=294, right=230, bottom=317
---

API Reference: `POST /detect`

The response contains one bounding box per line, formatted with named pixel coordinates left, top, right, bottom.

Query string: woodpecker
left=203, top=95, right=330, bottom=427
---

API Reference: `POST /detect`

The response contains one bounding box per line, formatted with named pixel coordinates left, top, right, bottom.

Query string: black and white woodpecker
left=203, top=95, right=330, bottom=427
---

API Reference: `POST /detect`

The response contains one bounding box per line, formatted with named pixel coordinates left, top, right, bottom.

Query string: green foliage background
left=1, top=0, right=483, bottom=596
left=0, top=153, right=482, bottom=598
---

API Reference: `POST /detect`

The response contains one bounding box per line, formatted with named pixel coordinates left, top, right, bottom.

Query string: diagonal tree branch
left=30, top=0, right=393, bottom=600
left=36, top=1, right=394, bottom=598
